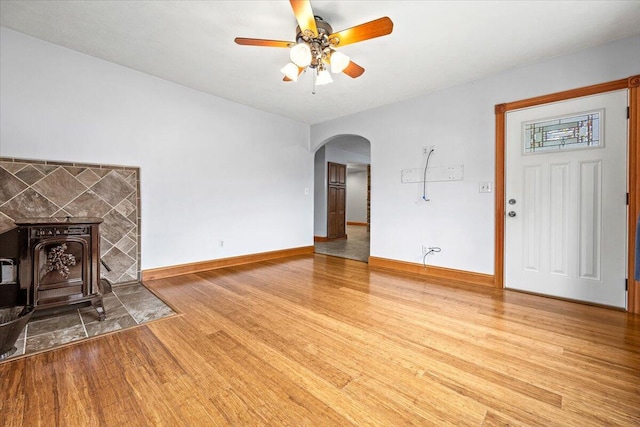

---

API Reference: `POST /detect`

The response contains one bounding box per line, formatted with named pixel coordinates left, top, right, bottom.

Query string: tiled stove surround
left=0, top=157, right=141, bottom=284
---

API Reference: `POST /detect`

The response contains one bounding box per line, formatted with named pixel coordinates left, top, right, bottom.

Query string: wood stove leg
left=91, top=296, right=106, bottom=321
left=100, top=278, right=113, bottom=294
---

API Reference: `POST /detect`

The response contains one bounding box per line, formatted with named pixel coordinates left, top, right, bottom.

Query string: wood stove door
left=33, top=237, right=89, bottom=307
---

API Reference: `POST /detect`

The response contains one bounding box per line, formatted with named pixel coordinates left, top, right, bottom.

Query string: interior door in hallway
left=327, top=162, right=346, bottom=239
left=505, top=90, right=628, bottom=308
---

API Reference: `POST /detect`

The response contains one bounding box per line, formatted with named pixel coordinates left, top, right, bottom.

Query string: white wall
left=313, top=137, right=370, bottom=236
left=311, top=35, right=640, bottom=274
left=0, top=28, right=313, bottom=270
left=346, top=169, right=367, bottom=223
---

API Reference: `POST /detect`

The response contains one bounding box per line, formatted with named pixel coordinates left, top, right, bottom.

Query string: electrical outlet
left=479, top=182, right=493, bottom=193
left=219, top=240, right=224, bottom=247
left=422, top=245, right=429, bottom=254
left=422, top=145, right=435, bottom=155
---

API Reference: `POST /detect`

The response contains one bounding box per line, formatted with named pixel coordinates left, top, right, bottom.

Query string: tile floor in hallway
left=314, top=224, right=370, bottom=262
left=3, top=281, right=175, bottom=361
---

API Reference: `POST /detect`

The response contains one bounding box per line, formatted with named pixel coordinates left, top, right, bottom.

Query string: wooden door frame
left=495, top=75, right=640, bottom=313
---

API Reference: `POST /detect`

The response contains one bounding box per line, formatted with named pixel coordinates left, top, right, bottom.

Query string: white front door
left=505, top=90, right=628, bottom=308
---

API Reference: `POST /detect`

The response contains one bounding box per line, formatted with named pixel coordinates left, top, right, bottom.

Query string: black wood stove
left=16, top=217, right=106, bottom=320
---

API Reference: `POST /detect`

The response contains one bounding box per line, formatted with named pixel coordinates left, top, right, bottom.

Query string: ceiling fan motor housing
left=295, top=16, right=336, bottom=69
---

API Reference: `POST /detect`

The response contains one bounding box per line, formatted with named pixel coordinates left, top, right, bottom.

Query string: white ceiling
left=1, top=1, right=639, bottom=124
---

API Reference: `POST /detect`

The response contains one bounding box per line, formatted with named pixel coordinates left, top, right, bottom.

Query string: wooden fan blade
left=235, top=37, right=293, bottom=48
left=290, top=0, right=318, bottom=37
left=283, top=66, right=305, bottom=81
left=329, top=17, right=393, bottom=47
left=342, top=61, right=365, bottom=78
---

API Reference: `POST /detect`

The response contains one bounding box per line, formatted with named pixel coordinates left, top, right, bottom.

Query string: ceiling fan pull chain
left=312, top=69, right=317, bottom=95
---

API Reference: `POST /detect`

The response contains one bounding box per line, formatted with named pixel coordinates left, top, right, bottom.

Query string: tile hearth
left=4, top=282, right=175, bottom=361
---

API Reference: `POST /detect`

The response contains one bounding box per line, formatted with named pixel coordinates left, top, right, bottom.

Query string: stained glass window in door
left=523, top=110, right=602, bottom=154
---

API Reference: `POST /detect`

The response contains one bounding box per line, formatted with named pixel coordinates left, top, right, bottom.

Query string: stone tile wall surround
left=0, top=157, right=141, bottom=284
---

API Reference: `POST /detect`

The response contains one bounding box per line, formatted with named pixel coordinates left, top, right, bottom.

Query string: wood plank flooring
left=2, top=254, right=639, bottom=426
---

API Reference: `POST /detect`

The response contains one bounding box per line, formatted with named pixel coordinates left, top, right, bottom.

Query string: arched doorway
left=313, top=135, right=371, bottom=262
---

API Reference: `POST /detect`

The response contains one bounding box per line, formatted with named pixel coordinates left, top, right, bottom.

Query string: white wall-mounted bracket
left=401, top=164, right=464, bottom=183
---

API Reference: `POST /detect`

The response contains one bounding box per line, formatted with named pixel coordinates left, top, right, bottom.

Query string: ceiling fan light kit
left=316, top=68, right=333, bottom=86
left=329, top=51, right=350, bottom=74
left=234, top=0, right=393, bottom=93
left=280, top=62, right=301, bottom=82
left=290, top=42, right=312, bottom=67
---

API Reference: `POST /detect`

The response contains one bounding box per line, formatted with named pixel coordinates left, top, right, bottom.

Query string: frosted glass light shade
left=316, top=69, right=333, bottom=85
left=290, top=43, right=312, bottom=67
left=281, top=63, right=299, bottom=81
left=330, top=51, right=350, bottom=73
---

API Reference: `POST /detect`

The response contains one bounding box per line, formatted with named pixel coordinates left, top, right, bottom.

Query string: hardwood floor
left=2, top=254, right=639, bottom=426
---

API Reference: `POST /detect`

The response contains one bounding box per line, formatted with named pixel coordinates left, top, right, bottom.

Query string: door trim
left=495, top=75, right=640, bottom=313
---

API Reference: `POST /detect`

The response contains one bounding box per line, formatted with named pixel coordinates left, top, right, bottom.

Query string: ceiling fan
left=234, top=0, right=393, bottom=89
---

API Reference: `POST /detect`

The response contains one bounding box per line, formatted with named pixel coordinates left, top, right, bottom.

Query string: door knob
left=508, top=211, right=516, bottom=217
